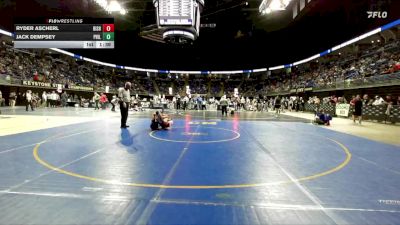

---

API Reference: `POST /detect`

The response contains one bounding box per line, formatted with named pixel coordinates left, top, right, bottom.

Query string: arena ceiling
left=0, top=0, right=399, bottom=71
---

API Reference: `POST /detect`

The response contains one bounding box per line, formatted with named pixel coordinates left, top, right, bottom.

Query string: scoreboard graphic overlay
left=14, top=18, right=114, bottom=49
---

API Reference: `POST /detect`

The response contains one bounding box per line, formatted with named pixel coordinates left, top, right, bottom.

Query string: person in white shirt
left=372, top=96, right=385, bottom=106
left=50, top=91, right=57, bottom=107
left=47, top=92, right=52, bottom=107
left=118, top=82, right=131, bottom=128
left=42, top=91, right=47, bottom=108
left=110, top=95, right=118, bottom=112
left=9, top=92, right=17, bottom=107
left=25, top=90, right=34, bottom=111
left=240, top=97, right=245, bottom=111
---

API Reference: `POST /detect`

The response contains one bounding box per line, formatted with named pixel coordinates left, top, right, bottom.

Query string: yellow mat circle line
left=33, top=137, right=351, bottom=189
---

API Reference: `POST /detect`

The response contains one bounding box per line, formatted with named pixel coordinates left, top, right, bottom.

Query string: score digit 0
left=102, top=32, right=115, bottom=41
left=102, top=24, right=114, bottom=32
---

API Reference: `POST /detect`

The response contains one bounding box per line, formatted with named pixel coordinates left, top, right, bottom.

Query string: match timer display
left=13, top=18, right=115, bottom=49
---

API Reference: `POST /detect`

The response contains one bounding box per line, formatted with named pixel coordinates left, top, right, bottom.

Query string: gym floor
left=0, top=107, right=400, bottom=225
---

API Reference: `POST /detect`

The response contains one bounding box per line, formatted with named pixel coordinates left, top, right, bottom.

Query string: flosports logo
left=367, top=11, right=388, bottom=19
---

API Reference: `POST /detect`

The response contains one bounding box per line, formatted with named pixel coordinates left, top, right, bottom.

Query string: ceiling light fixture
left=259, top=0, right=293, bottom=15
left=92, top=0, right=127, bottom=15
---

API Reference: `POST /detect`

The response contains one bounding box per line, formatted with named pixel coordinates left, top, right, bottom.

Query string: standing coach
left=118, top=82, right=131, bottom=128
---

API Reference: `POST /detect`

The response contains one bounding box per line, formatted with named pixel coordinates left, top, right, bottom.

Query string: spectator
left=61, top=91, right=68, bottom=107
left=175, top=94, right=181, bottom=110
left=100, top=93, right=108, bottom=109
left=314, top=96, right=321, bottom=114
left=372, top=96, right=385, bottom=106
left=352, top=95, right=363, bottom=124
left=93, top=92, right=100, bottom=110
left=362, top=94, right=373, bottom=106
left=42, top=91, right=47, bottom=107
left=0, top=90, right=5, bottom=106
left=25, top=90, right=34, bottom=111
left=299, top=97, right=305, bottom=111
left=385, top=95, right=393, bottom=105
left=9, top=91, right=16, bottom=107
left=110, top=95, right=118, bottom=112
left=274, top=95, right=282, bottom=117
left=385, top=101, right=393, bottom=118
left=46, top=91, right=52, bottom=107
left=196, top=95, right=202, bottom=110
left=182, top=95, right=189, bottom=110
left=50, top=91, right=58, bottom=107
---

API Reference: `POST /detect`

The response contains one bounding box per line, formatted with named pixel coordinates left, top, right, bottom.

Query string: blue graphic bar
left=73, top=54, right=82, bottom=60
left=319, top=49, right=331, bottom=57
left=381, top=19, right=400, bottom=31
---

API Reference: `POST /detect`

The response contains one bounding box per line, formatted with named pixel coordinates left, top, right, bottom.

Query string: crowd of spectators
left=213, top=39, right=399, bottom=97
left=303, top=93, right=400, bottom=107
left=0, top=41, right=153, bottom=94
left=256, top=39, right=400, bottom=95
left=0, top=42, right=108, bottom=88
left=188, top=78, right=208, bottom=94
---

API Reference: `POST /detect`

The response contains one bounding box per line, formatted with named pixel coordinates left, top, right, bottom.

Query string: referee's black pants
left=221, top=105, right=227, bottom=116
left=120, top=102, right=129, bottom=127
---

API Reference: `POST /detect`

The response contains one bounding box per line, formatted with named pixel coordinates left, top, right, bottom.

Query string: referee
left=118, top=82, right=131, bottom=128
